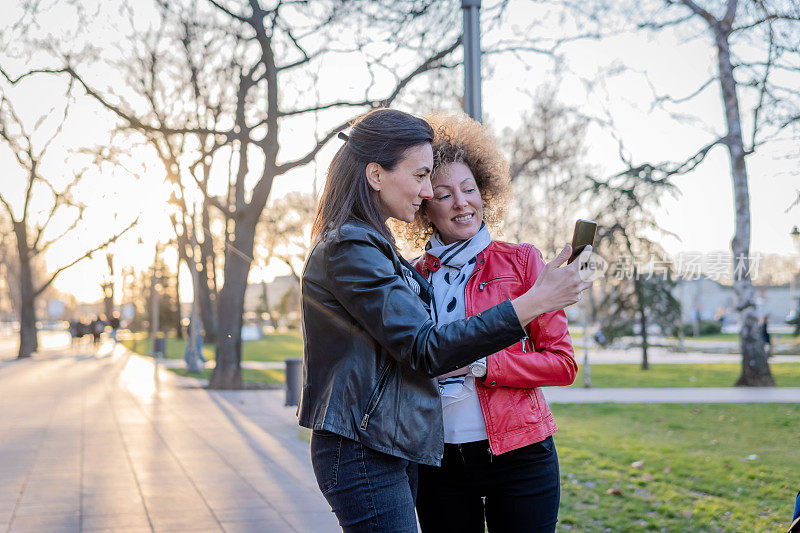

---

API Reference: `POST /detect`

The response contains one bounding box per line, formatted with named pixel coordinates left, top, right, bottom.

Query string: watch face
left=470, top=365, right=486, bottom=377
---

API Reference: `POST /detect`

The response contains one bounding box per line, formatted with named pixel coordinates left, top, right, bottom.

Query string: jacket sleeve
left=485, top=245, right=578, bottom=388
left=325, top=232, right=526, bottom=378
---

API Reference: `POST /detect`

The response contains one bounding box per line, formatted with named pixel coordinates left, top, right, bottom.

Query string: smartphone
left=568, top=219, right=597, bottom=264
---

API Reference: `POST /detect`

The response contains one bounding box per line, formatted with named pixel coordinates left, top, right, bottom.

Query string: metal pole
left=582, top=298, right=591, bottom=388
left=150, top=244, right=161, bottom=376
left=462, top=0, right=482, bottom=122
left=186, top=216, right=204, bottom=373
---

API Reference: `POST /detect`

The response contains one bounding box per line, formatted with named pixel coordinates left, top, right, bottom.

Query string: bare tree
left=258, top=191, right=316, bottom=283
left=11, top=0, right=466, bottom=387
left=547, top=0, right=800, bottom=385
left=585, top=168, right=682, bottom=369
left=0, top=89, right=136, bottom=358
left=501, top=90, right=590, bottom=256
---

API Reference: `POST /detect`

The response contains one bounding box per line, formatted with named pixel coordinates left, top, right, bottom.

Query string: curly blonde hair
left=395, top=111, right=511, bottom=250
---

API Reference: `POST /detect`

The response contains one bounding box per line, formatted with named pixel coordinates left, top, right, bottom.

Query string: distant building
left=674, top=276, right=795, bottom=325
left=244, top=275, right=299, bottom=314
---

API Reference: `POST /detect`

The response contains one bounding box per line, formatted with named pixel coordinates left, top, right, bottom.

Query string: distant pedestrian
left=760, top=315, right=771, bottom=357
left=593, top=325, right=606, bottom=347
left=69, top=319, right=80, bottom=346
left=90, top=315, right=105, bottom=347
left=108, top=313, right=121, bottom=343
left=77, top=319, right=90, bottom=345
left=184, top=317, right=207, bottom=366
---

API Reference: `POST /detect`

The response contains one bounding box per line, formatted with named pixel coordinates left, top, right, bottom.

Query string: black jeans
left=310, top=430, right=419, bottom=532
left=416, top=437, right=560, bottom=533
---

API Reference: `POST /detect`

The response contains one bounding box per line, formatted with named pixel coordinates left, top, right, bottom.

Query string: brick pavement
left=0, top=343, right=338, bottom=533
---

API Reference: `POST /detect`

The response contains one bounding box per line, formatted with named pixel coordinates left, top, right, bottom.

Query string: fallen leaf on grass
left=606, top=488, right=623, bottom=496
left=631, top=460, right=645, bottom=468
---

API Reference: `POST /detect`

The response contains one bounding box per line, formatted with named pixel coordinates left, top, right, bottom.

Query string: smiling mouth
left=453, top=213, right=473, bottom=222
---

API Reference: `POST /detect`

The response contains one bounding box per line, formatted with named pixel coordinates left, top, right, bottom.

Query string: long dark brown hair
left=311, top=108, right=433, bottom=245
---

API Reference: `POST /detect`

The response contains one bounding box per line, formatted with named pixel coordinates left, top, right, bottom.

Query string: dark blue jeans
left=416, top=436, right=560, bottom=533
left=310, top=430, right=419, bottom=532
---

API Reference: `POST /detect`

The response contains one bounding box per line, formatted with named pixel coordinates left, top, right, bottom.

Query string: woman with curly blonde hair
left=409, top=113, right=578, bottom=533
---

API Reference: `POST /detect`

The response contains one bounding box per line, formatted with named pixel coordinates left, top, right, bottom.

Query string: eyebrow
left=433, top=177, right=475, bottom=189
left=414, top=166, right=431, bottom=174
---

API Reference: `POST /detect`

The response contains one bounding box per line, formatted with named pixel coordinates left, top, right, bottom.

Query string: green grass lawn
left=120, top=331, right=303, bottom=362
left=120, top=331, right=301, bottom=386
left=667, top=333, right=799, bottom=345
left=572, top=363, right=800, bottom=388
left=169, top=367, right=285, bottom=387
left=553, top=403, right=799, bottom=531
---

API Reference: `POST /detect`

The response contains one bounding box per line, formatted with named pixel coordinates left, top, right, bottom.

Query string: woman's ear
left=365, top=162, right=382, bottom=192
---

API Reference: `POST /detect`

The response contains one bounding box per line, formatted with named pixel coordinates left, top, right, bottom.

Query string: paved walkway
left=0, top=343, right=338, bottom=533
left=543, top=386, right=800, bottom=404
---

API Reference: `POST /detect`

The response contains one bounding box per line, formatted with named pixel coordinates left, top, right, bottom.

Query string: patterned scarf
left=424, top=222, right=492, bottom=328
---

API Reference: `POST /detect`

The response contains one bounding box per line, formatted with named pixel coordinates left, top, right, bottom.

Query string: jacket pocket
left=525, top=388, right=542, bottom=424
left=310, top=430, right=342, bottom=495
left=360, top=363, right=392, bottom=431
left=477, top=276, right=516, bottom=291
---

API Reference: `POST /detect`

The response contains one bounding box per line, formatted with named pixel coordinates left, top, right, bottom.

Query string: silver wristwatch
left=469, top=357, right=487, bottom=378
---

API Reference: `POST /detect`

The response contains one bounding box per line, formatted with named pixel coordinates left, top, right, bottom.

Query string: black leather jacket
left=298, top=221, right=525, bottom=466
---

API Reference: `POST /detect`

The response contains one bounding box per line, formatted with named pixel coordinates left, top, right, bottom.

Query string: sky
left=1, top=0, right=798, bottom=304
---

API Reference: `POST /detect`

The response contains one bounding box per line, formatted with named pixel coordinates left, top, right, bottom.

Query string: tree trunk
left=174, top=267, right=183, bottom=339
left=714, top=26, right=773, bottom=386
left=198, top=204, right=218, bottom=343
left=209, top=215, right=258, bottom=389
left=18, top=264, right=38, bottom=359
left=103, top=291, right=114, bottom=321
left=634, top=277, right=649, bottom=370
left=262, top=280, right=279, bottom=330
left=15, top=223, right=37, bottom=358
left=198, top=247, right=218, bottom=343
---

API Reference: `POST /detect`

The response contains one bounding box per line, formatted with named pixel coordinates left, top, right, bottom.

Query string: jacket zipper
left=360, top=363, right=392, bottom=430
left=521, top=335, right=529, bottom=353
left=478, top=276, right=515, bottom=291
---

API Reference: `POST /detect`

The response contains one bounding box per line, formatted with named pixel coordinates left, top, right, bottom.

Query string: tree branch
left=62, top=66, right=230, bottom=137
left=732, top=13, right=800, bottom=33
left=675, top=0, right=718, bottom=26
left=33, top=217, right=139, bottom=298
left=34, top=205, right=84, bottom=257
left=652, top=76, right=718, bottom=109
left=206, top=0, right=250, bottom=23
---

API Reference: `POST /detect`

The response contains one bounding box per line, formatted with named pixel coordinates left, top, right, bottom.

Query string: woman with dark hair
left=403, top=112, right=577, bottom=533
left=299, top=108, right=590, bottom=532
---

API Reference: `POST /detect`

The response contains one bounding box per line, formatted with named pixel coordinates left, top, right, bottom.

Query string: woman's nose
left=453, top=192, right=467, bottom=207
left=420, top=177, right=433, bottom=199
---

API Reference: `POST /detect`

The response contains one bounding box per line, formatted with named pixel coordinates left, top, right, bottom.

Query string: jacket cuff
left=497, top=298, right=528, bottom=339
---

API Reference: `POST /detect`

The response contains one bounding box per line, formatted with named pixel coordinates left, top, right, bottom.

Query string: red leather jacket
left=414, top=240, right=577, bottom=455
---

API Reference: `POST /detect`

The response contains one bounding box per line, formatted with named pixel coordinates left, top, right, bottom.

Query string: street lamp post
left=185, top=216, right=204, bottom=373
left=462, top=0, right=482, bottom=122
left=150, top=243, right=163, bottom=371
left=790, top=226, right=800, bottom=322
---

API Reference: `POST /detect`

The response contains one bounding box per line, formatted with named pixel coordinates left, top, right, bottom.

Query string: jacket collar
left=414, top=246, right=490, bottom=278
